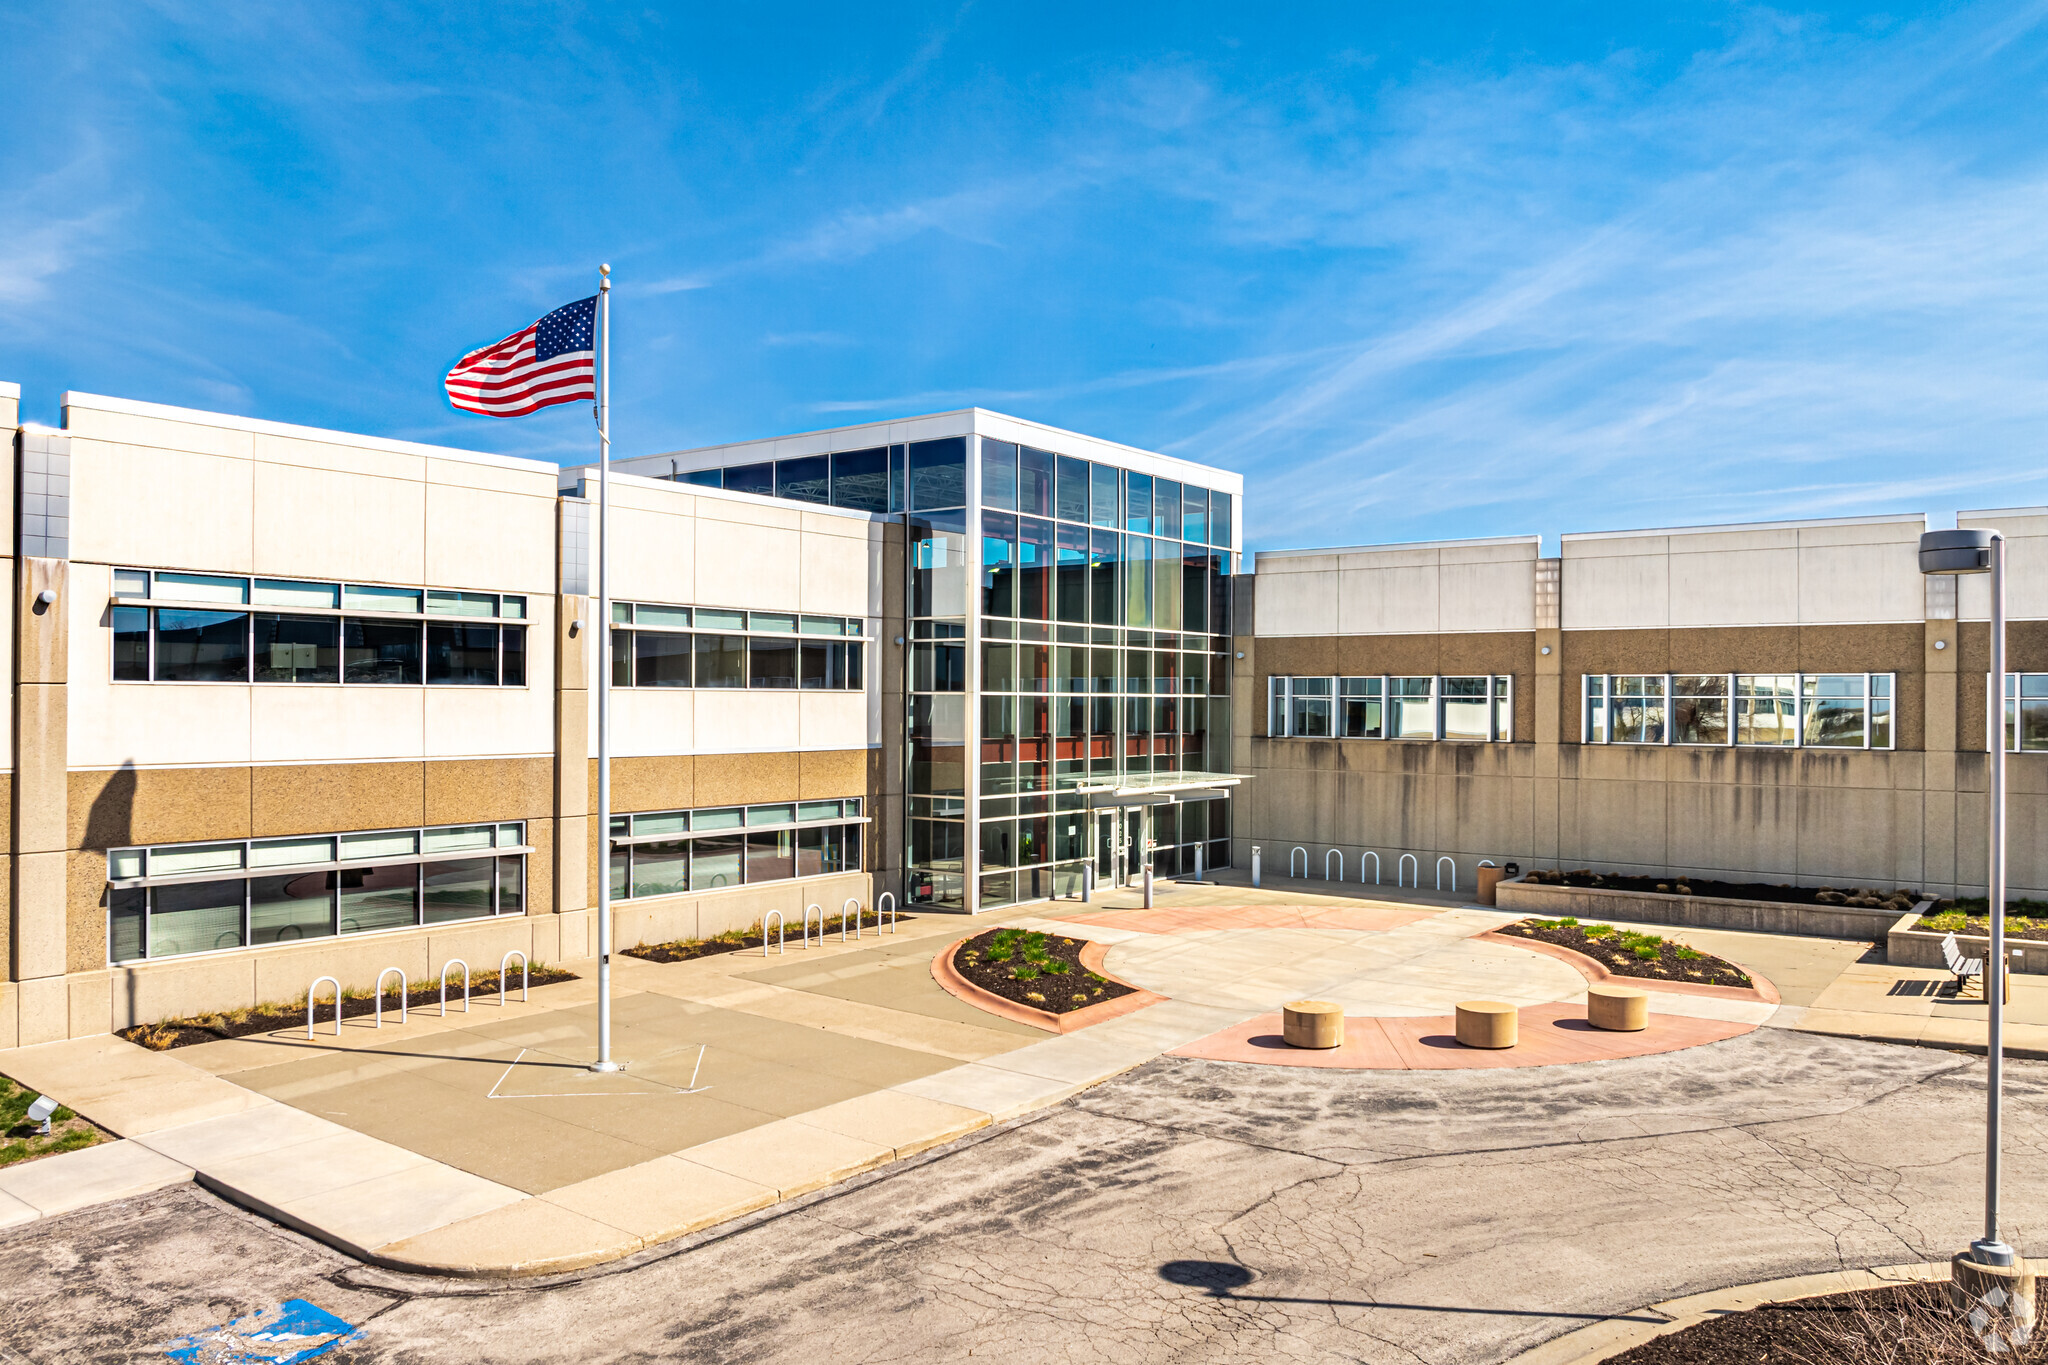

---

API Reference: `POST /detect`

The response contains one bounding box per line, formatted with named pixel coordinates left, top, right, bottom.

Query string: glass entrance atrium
left=905, top=434, right=1239, bottom=912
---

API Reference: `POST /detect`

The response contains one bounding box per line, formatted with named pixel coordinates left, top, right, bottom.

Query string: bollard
left=1193, top=845, right=1204, bottom=884
left=1252, top=846, right=1262, bottom=888
left=1082, top=863, right=1093, bottom=903
left=1143, top=866, right=1154, bottom=908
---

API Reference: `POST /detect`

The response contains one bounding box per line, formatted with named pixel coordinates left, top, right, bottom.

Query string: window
left=106, top=822, right=527, bottom=964
left=775, top=455, right=830, bottom=504
left=1271, top=675, right=1510, bottom=741
left=1582, top=673, right=1894, bottom=749
left=830, top=447, right=890, bottom=511
left=2006, top=675, right=2048, bottom=751
left=112, top=570, right=527, bottom=687
left=608, top=603, right=866, bottom=691
left=725, top=462, right=775, bottom=497
left=1339, top=677, right=1382, bottom=738
left=608, top=800, right=867, bottom=902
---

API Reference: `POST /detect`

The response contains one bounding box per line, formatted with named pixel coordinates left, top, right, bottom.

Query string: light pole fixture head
left=1920, top=528, right=1995, bottom=575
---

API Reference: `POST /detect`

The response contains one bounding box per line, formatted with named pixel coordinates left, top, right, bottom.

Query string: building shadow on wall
left=84, top=760, right=137, bottom=1027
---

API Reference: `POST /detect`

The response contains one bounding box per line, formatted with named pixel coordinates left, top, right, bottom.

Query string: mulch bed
left=1604, top=1281, right=2041, bottom=1363
left=117, top=965, right=578, bottom=1050
left=1917, top=900, right=2048, bottom=943
left=952, top=928, right=1134, bottom=1015
left=1, top=1072, right=109, bottom=1168
left=627, top=909, right=911, bottom=964
left=1519, top=869, right=1920, bottom=913
left=1500, top=918, right=1753, bottom=989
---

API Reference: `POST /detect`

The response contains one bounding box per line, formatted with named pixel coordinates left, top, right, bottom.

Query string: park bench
left=1943, top=931, right=1984, bottom=996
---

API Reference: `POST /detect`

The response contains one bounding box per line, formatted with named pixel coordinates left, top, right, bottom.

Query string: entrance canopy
left=1065, top=770, right=1246, bottom=808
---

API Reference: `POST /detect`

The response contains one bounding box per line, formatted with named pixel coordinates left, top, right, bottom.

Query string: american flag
left=444, top=296, right=597, bottom=417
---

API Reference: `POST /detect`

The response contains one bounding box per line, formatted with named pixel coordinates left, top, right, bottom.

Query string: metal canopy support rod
left=593, top=264, right=619, bottom=1074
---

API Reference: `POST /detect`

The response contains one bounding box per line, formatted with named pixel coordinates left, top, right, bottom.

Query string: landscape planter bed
left=933, top=928, right=1164, bottom=1033
left=1888, top=908, right=2048, bottom=976
left=118, top=964, right=579, bottom=1050
left=1602, top=1281, right=2034, bottom=1364
left=1495, top=918, right=1756, bottom=990
left=626, top=909, right=910, bottom=964
left=1499, top=873, right=1925, bottom=940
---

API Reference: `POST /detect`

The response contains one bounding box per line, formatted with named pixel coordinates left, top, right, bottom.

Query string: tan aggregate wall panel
left=251, top=761, right=424, bottom=836
left=424, top=757, right=554, bottom=826
left=70, top=766, right=254, bottom=850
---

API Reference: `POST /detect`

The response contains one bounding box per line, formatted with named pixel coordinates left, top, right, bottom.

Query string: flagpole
left=593, top=264, right=619, bottom=1073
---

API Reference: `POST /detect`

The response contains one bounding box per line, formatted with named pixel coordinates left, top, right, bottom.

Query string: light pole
left=1919, top=528, right=2019, bottom=1280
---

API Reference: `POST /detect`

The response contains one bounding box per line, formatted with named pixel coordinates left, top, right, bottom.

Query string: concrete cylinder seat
left=1282, top=1000, right=1344, bottom=1049
left=1586, top=984, right=1649, bottom=1032
left=1454, top=1000, right=1517, bottom=1049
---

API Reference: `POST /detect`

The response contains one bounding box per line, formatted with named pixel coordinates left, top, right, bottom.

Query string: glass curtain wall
left=911, top=434, right=1236, bottom=913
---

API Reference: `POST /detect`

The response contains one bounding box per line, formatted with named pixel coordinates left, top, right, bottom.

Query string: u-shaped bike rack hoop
left=307, top=976, right=341, bottom=1039
left=500, top=950, right=529, bottom=1004
left=1436, top=856, right=1456, bottom=892
left=1325, top=848, right=1344, bottom=882
left=1398, top=853, right=1419, bottom=888
left=843, top=897, right=863, bottom=942
left=440, top=959, right=470, bottom=1017
left=1362, top=851, right=1381, bottom=885
left=802, top=903, right=824, bottom=949
left=1289, top=846, right=1308, bottom=878
left=762, top=910, right=785, bottom=957
left=877, top=891, right=898, bottom=933
left=375, top=968, right=408, bottom=1027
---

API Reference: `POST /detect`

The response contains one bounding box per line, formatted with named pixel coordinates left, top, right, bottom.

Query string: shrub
left=1010, top=964, right=1040, bottom=982
left=1675, top=947, right=1704, bottom=962
left=1583, top=925, right=1615, bottom=939
left=1634, top=945, right=1661, bottom=961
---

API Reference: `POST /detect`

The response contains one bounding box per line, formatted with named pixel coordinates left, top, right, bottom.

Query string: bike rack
left=1289, top=846, right=1308, bottom=878
left=762, top=910, right=785, bottom=957
left=842, top=897, right=863, bottom=942
left=1436, top=856, right=1456, bottom=892
left=499, top=950, right=529, bottom=1004
left=1362, top=851, right=1381, bottom=885
left=1398, top=853, right=1418, bottom=888
left=878, top=891, right=898, bottom=933
left=375, top=967, right=408, bottom=1027
left=307, top=976, right=341, bottom=1039
left=440, top=959, right=470, bottom=1017
left=802, top=903, right=824, bottom=949
left=1325, top=848, right=1344, bottom=882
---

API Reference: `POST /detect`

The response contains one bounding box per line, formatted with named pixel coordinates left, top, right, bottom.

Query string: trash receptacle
left=1476, top=862, right=1505, bottom=906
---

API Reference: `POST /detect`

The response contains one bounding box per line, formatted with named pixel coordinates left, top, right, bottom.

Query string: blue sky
left=4, top=3, right=2047, bottom=552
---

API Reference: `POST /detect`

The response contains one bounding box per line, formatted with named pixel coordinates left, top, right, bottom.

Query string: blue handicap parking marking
left=163, top=1299, right=360, bottom=1364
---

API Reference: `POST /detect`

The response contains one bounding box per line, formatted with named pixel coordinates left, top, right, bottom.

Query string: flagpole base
left=589, top=1060, right=623, bottom=1074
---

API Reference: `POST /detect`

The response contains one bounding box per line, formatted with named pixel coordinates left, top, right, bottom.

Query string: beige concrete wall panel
left=1796, top=542, right=1924, bottom=624
left=424, top=455, right=559, bottom=498
left=693, top=690, right=801, bottom=754
left=15, top=975, right=70, bottom=1046
left=798, top=692, right=869, bottom=752
left=245, top=935, right=428, bottom=1021
left=65, top=408, right=257, bottom=459
left=250, top=433, right=423, bottom=483
left=252, top=462, right=425, bottom=585
left=797, top=749, right=869, bottom=799
left=1439, top=560, right=1538, bottom=633
left=68, top=970, right=112, bottom=1038
left=1436, top=773, right=1522, bottom=860
left=609, top=756, right=695, bottom=816
left=75, top=686, right=253, bottom=769
left=1668, top=548, right=1798, bottom=627
left=422, top=757, right=554, bottom=826
left=1796, top=785, right=1917, bottom=887
left=1255, top=568, right=1339, bottom=637
left=1566, top=778, right=1669, bottom=869
left=250, top=687, right=424, bottom=765
left=695, top=518, right=801, bottom=610
left=423, top=686, right=553, bottom=760
left=1333, top=565, right=1441, bottom=636
left=608, top=506, right=696, bottom=607
left=70, top=440, right=254, bottom=570
left=1560, top=554, right=1670, bottom=631
left=799, top=529, right=872, bottom=617
left=13, top=851, right=68, bottom=979
left=1665, top=779, right=1799, bottom=879
left=18, top=558, right=66, bottom=685
left=70, top=765, right=253, bottom=851
left=251, top=761, right=425, bottom=838
left=421, top=482, right=556, bottom=595
left=693, top=750, right=800, bottom=807
left=66, top=850, right=106, bottom=974
left=14, top=684, right=66, bottom=854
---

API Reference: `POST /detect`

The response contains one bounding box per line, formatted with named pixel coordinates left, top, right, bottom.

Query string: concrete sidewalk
left=3, top=875, right=2031, bottom=1276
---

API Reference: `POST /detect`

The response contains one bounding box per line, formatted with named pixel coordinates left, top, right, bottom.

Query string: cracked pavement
left=4, top=1027, right=2044, bottom=1364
